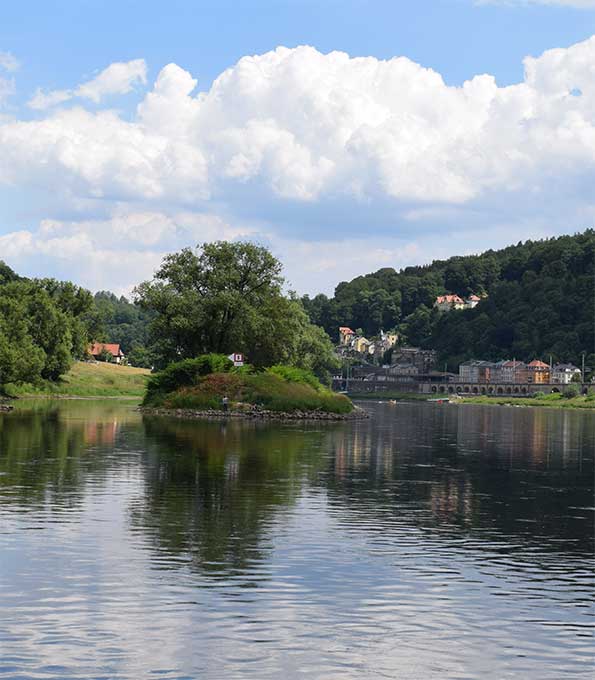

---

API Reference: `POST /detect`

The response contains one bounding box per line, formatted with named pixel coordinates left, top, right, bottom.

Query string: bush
left=562, top=385, right=579, bottom=399
left=243, top=372, right=352, bottom=413
left=144, top=354, right=233, bottom=405
left=266, top=365, right=322, bottom=391
left=143, top=357, right=354, bottom=414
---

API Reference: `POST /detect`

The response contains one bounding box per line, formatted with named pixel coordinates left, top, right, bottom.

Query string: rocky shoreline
left=137, top=405, right=370, bottom=421
left=0, top=404, right=14, bottom=412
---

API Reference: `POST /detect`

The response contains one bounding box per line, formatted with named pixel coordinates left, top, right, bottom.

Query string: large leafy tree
left=0, top=281, right=80, bottom=383
left=135, top=241, right=339, bottom=380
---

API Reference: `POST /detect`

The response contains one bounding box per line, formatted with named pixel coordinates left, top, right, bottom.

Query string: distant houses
left=434, top=293, right=482, bottom=312
left=338, top=327, right=399, bottom=360
left=457, top=359, right=582, bottom=385
left=335, top=320, right=586, bottom=391
left=88, top=342, right=126, bottom=364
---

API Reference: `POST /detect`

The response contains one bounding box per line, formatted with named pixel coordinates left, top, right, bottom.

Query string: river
left=0, top=400, right=592, bottom=679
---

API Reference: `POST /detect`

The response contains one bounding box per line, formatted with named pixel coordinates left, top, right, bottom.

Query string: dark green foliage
left=97, top=348, right=113, bottom=363
left=87, top=291, right=153, bottom=366
left=0, top=261, right=20, bottom=285
left=0, top=280, right=92, bottom=385
left=303, top=230, right=595, bottom=372
left=563, top=385, right=580, bottom=399
left=135, top=241, right=339, bottom=381
left=144, top=353, right=351, bottom=413
left=144, top=354, right=233, bottom=405
left=266, top=365, right=323, bottom=391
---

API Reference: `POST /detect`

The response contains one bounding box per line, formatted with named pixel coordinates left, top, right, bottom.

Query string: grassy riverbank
left=145, top=358, right=353, bottom=414
left=3, top=361, right=151, bottom=398
left=459, top=393, right=595, bottom=409
left=349, top=390, right=595, bottom=409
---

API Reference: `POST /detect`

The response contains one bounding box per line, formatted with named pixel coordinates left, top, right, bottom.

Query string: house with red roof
left=89, top=343, right=126, bottom=364
left=435, top=293, right=484, bottom=312
left=338, top=326, right=355, bottom=346
left=434, top=294, right=465, bottom=311
left=527, top=359, right=550, bottom=384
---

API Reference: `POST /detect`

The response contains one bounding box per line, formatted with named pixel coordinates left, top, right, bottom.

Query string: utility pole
left=582, top=352, right=586, bottom=384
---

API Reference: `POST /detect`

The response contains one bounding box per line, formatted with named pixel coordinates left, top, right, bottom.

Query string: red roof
left=468, top=294, right=481, bottom=301
left=89, top=343, right=124, bottom=358
left=528, top=359, right=548, bottom=369
left=436, top=295, right=464, bottom=304
left=339, top=326, right=355, bottom=334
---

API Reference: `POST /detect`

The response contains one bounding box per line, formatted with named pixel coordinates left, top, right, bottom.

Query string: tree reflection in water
left=130, top=416, right=336, bottom=579
left=0, top=401, right=592, bottom=577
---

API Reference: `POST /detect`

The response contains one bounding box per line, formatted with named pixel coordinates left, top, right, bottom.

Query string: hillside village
left=335, top=295, right=587, bottom=392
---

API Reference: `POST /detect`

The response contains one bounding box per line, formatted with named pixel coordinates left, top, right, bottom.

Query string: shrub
left=144, top=359, right=354, bottom=414
left=266, top=365, right=322, bottom=391
left=562, top=385, right=580, bottom=399
left=144, top=354, right=233, bottom=405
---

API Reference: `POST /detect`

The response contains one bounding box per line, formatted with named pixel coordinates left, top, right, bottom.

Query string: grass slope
left=4, top=361, right=150, bottom=398
left=148, top=371, right=353, bottom=414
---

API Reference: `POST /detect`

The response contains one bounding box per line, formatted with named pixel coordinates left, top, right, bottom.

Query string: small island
left=139, top=354, right=365, bottom=421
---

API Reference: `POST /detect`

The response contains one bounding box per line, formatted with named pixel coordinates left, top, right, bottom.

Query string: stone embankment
left=138, top=406, right=369, bottom=421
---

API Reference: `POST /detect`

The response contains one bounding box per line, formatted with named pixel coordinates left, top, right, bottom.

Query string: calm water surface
left=0, top=400, right=593, bottom=679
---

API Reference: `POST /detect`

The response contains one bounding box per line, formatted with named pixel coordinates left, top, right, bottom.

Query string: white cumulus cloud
left=2, top=39, right=595, bottom=292
left=76, top=58, right=147, bottom=102
left=28, top=58, right=147, bottom=110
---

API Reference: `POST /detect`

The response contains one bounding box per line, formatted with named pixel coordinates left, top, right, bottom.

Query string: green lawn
left=4, top=361, right=151, bottom=398
left=459, top=393, right=595, bottom=409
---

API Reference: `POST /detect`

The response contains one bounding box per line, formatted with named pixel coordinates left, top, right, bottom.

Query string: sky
left=1, top=0, right=595, bottom=296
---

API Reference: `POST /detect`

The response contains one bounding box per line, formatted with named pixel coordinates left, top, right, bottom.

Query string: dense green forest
left=302, top=230, right=595, bottom=371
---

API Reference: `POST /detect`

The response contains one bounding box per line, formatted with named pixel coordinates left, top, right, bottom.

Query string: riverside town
left=335, top=319, right=590, bottom=397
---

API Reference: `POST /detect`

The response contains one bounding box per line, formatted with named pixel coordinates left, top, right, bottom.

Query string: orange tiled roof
left=528, top=359, right=549, bottom=368
left=436, top=294, right=464, bottom=304
left=89, top=343, right=123, bottom=357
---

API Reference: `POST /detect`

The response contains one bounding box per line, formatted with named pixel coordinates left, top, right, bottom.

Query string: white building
left=551, top=363, right=582, bottom=384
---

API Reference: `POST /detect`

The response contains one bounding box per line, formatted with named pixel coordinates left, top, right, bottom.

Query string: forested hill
left=302, top=230, right=595, bottom=369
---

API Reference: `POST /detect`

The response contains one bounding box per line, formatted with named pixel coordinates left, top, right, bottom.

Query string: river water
left=0, top=400, right=592, bottom=679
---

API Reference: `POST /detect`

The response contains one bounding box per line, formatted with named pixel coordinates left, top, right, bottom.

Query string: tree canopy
left=0, top=275, right=94, bottom=386
left=135, top=241, right=339, bottom=382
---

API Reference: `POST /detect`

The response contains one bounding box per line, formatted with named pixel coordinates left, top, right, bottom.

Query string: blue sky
left=1, top=0, right=594, bottom=294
